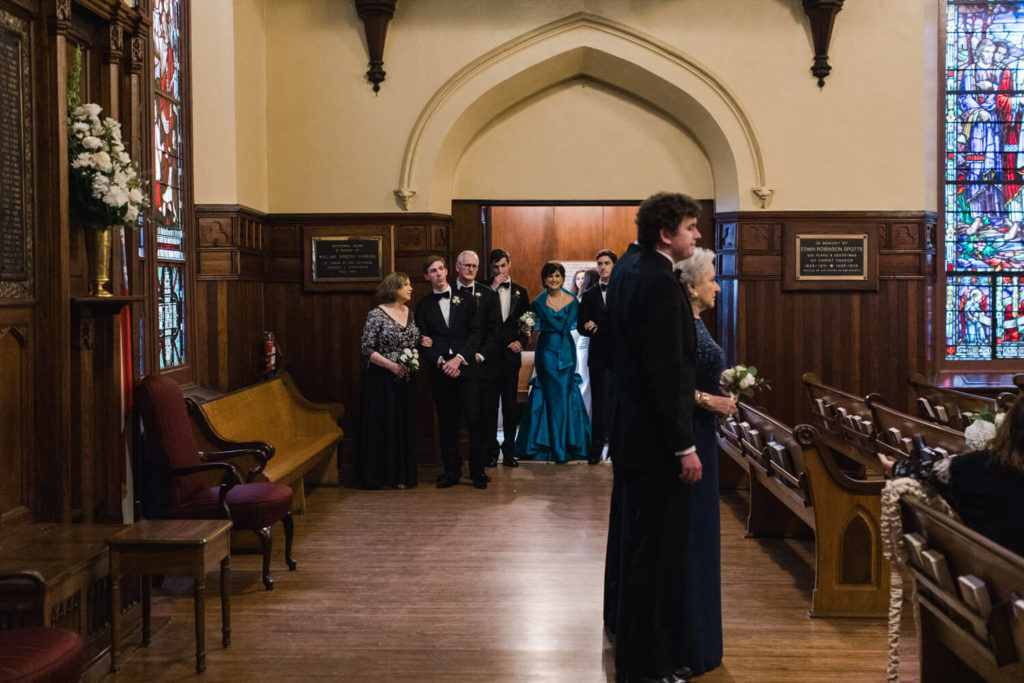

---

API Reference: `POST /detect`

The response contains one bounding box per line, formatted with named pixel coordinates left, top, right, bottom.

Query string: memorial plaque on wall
left=303, top=225, right=394, bottom=291
left=783, top=226, right=878, bottom=291
left=0, top=13, right=33, bottom=298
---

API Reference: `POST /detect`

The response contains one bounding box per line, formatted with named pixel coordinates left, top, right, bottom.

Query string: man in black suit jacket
left=577, top=248, right=617, bottom=465
left=414, top=255, right=484, bottom=489
left=483, top=248, right=530, bottom=467
left=454, top=250, right=502, bottom=485
left=605, top=193, right=701, bottom=683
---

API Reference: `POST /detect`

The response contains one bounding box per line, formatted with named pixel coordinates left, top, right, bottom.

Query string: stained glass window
left=157, top=265, right=184, bottom=369
left=153, top=0, right=187, bottom=370
left=945, top=2, right=1024, bottom=360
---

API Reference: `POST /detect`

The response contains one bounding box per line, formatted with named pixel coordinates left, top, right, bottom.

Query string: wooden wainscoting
left=716, top=211, right=936, bottom=427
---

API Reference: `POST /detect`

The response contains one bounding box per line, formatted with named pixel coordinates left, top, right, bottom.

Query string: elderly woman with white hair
left=673, top=246, right=736, bottom=678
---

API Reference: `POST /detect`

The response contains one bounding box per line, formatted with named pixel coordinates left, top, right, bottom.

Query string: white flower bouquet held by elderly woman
left=720, top=364, right=771, bottom=399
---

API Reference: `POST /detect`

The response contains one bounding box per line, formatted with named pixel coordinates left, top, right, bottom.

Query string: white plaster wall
left=193, top=0, right=937, bottom=213
left=191, top=0, right=238, bottom=204
left=233, top=0, right=269, bottom=212
left=453, top=80, right=713, bottom=200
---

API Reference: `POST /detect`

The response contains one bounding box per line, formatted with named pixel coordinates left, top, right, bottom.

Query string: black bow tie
left=499, top=282, right=511, bottom=289
left=600, top=283, right=607, bottom=291
left=459, top=285, right=474, bottom=294
left=434, top=291, right=450, bottom=300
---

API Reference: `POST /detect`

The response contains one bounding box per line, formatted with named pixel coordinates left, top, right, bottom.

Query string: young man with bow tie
left=415, top=255, right=485, bottom=489
left=483, top=249, right=531, bottom=468
left=576, top=248, right=617, bottom=465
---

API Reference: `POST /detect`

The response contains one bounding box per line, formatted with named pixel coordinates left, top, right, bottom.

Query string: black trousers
left=589, top=365, right=611, bottom=460
left=485, top=358, right=522, bottom=458
left=609, top=472, right=691, bottom=680
left=428, top=370, right=485, bottom=480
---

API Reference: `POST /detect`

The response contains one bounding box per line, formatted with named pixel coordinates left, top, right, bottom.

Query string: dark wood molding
left=353, top=0, right=396, bottom=93
left=802, top=0, right=844, bottom=88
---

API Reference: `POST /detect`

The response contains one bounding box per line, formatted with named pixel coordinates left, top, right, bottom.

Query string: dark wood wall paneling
left=0, top=0, right=149, bottom=523
left=195, top=206, right=461, bottom=474
left=716, top=212, right=937, bottom=428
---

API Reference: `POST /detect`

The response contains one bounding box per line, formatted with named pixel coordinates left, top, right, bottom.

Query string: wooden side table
left=108, top=519, right=232, bottom=673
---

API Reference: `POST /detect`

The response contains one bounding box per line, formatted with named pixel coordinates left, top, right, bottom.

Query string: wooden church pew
left=867, top=397, right=968, bottom=465
left=900, top=496, right=1024, bottom=682
left=802, top=372, right=886, bottom=475
left=718, top=402, right=889, bottom=617
left=908, top=373, right=1014, bottom=431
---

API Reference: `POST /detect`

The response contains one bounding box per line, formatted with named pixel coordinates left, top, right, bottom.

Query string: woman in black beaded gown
left=355, top=272, right=421, bottom=489
left=675, top=247, right=737, bottom=677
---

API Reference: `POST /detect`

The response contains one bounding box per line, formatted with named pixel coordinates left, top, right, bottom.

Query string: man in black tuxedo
left=414, top=255, right=485, bottom=489
left=577, top=248, right=617, bottom=465
left=605, top=193, right=701, bottom=683
left=483, top=248, right=530, bottom=467
left=453, top=250, right=502, bottom=487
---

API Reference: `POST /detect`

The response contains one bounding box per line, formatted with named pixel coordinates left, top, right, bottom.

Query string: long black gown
left=676, top=317, right=724, bottom=675
left=354, top=306, right=420, bottom=489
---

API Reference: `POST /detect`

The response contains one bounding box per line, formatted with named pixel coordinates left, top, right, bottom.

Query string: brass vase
left=84, top=226, right=113, bottom=297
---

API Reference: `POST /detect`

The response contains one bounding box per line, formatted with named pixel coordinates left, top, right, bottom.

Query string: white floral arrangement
left=68, top=102, right=148, bottom=229
left=720, top=364, right=771, bottom=399
left=396, top=347, right=420, bottom=381
left=518, top=311, right=538, bottom=334
left=963, top=408, right=1005, bottom=451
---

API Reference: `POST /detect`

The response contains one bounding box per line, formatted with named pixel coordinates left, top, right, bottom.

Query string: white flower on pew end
left=964, top=418, right=997, bottom=451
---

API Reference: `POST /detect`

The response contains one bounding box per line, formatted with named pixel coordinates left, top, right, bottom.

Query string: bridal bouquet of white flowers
left=963, top=406, right=1005, bottom=450
left=519, top=311, right=538, bottom=334
left=396, top=347, right=420, bottom=381
left=720, top=364, right=771, bottom=399
left=68, top=103, right=148, bottom=228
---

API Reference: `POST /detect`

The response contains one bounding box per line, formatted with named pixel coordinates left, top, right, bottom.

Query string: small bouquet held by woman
left=519, top=311, right=538, bottom=335
left=395, top=347, right=420, bottom=381
left=720, top=364, right=771, bottom=399
left=964, top=406, right=1006, bottom=450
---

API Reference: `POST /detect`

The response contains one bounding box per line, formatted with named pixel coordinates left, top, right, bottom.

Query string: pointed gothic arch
left=396, top=12, right=770, bottom=212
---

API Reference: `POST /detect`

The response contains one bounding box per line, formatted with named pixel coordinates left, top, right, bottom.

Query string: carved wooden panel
left=890, top=223, right=920, bottom=249
left=270, top=225, right=299, bottom=253
left=430, top=224, right=449, bottom=251
left=740, top=224, right=773, bottom=251
left=198, top=217, right=232, bottom=247
left=879, top=253, right=922, bottom=277
left=239, top=251, right=265, bottom=277
left=739, top=254, right=782, bottom=277
left=396, top=225, right=429, bottom=252
left=0, top=325, right=30, bottom=519
left=268, top=256, right=301, bottom=280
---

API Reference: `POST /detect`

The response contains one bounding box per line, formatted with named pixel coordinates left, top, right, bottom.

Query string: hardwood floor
left=104, top=463, right=915, bottom=681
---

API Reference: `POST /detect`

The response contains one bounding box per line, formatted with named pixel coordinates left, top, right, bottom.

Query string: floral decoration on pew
left=396, top=347, right=420, bottom=382
left=963, top=405, right=1005, bottom=451
left=720, top=364, right=771, bottom=399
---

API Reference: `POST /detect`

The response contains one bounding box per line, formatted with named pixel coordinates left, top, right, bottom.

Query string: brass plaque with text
left=795, top=234, right=868, bottom=281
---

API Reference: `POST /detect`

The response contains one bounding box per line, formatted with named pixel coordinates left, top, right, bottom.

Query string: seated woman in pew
left=355, top=272, right=421, bottom=490
left=877, top=395, right=1024, bottom=556
left=674, top=247, right=737, bottom=678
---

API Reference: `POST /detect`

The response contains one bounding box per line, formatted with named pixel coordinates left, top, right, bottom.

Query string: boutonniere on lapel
left=473, top=290, right=481, bottom=299
left=512, top=288, right=521, bottom=299
left=451, top=295, right=462, bottom=306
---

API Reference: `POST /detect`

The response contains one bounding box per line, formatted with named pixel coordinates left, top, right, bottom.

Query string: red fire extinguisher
left=263, top=331, right=278, bottom=377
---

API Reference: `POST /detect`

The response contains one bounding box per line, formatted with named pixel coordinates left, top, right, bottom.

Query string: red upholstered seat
left=135, top=375, right=298, bottom=590
left=173, top=482, right=293, bottom=530
left=0, top=627, right=82, bottom=683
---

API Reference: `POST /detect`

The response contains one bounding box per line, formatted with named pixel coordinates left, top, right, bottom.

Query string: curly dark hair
left=991, top=395, right=1024, bottom=472
left=489, top=248, right=510, bottom=265
left=635, top=192, right=701, bottom=248
left=596, top=249, right=618, bottom=263
left=540, top=261, right=565, bottom=287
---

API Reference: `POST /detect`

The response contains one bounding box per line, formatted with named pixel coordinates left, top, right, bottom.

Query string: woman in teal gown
left=515, top=262, right=591, bottom=461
